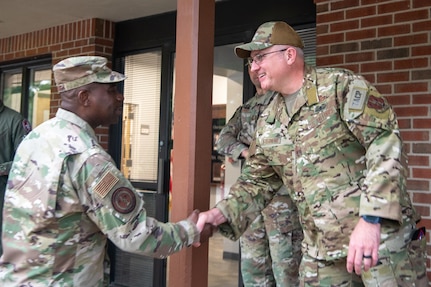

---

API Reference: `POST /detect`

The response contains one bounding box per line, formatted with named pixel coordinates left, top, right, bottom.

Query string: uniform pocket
left=361, top=262, right=397, bottom=287
left=406, top=230, right=429, bottom=286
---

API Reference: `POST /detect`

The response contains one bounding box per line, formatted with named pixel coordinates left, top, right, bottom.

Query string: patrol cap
left=234, top=21, right=304, bottom=59
left=53, top=56, right=126, bottom=92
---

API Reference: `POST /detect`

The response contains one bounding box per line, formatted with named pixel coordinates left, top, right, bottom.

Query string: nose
left=250, top=61, right=259, bottom=71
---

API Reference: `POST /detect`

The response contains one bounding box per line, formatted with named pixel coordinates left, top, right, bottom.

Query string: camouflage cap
left=53, top=56, right=126, bottom=92
left=234, top=21, right=304, bottom=59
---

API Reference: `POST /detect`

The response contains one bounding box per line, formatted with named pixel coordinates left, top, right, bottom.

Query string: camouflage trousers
left=299, top=221, right=429, bottom=287
left=240, top=192, right=303, bottom=287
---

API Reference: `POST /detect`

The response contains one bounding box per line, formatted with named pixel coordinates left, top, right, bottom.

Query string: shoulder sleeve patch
left=348, top=86, right=367, bottom=111
left=111, top=187, right=136, bottom=214
left=94, top=171, right=119, bottom=198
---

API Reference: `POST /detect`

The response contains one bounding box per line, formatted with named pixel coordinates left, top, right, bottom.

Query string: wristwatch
left=361, top=215, right=381, bottom=224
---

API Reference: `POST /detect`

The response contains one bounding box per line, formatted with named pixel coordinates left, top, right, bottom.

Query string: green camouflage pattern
left=217, top=91, right=302, bottom=286
left=360, top=222, right=428, bottom=287
left=300, top=222, right=428, bottom=286
left=240, top=191, right=302, bottom=287
left=0, top=108, right=199, bottom=287
left=299, top=254, right=363, bottom=286
left=53, top=56, right=126, bottom=92
left=239, top=213, right=275, bottom=286
left=216, top=91, right=276, bottom=161
left=264, top=192, right=302, bottom=287
left=235, top=21, right=304, bottom=59
left=215, top=65, right=426, bottom=285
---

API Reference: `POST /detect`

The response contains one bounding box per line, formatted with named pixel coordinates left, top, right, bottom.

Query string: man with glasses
left=198, top=21, right=428, bottom=286
left=216, top=65, right=302, bottom=286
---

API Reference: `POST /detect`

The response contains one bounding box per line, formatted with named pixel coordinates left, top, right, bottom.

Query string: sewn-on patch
left=348, top=87, right=367, bottom=111
left=111, top=187, right=136, bottom=214
left=262, top=138, right=281, bottom=145
left=94, top=171, right=119, bottom=198
left=367, top=95, right=386, bottom=111
left=22, top=119, right=32, bottom=133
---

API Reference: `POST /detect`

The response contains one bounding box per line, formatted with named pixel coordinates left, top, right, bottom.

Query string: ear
left=77, top=89, right=90, bottom=106
left=285, top=47, right=297, bottom=65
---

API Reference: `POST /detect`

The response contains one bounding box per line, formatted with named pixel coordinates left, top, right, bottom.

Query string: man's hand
left=241, top=149, right=249, bottom=159
left=194, top=223, right=217, bottom=247
left=187, top=209, right=217, bottom=247
left=346, top=217, right=381, bottom=275
left=196, top=208, right=226, bottom=232
left=187, top=209, right=199, bottom=222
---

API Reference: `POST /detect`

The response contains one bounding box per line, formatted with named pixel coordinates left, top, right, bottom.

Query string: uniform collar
left=265, top=64, right=320, bottom=125
left=286, top=64, right=319, bottom=116
left=56, top=108, right=98, bottom=141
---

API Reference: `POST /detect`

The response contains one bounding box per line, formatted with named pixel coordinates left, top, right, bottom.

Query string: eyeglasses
left=247, top=48, right=287, bottom=66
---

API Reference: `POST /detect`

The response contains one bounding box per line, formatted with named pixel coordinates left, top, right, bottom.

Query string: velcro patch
left=262, top=138, right=281, bottom=145
left=348, top=87, right=367, bottom=111
left=367, top=95, right=386, bottom=111
left=94, top=171, right=119, bottom=198
left=112, top=187, right=136, bottom=214
left=306, top=85, right=319, bottom=105
left=248, top=140, right=256, bottom=156
left=365, top=92, right=390, bottom=118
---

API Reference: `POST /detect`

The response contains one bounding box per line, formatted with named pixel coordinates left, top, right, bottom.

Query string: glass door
left=110, top=49, right=171, bottom=287
left=208, top=43, right=244, bottom=287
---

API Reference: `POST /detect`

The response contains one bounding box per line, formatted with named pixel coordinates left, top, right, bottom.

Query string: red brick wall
left=0, top=18, right=115, bottom=149
left=1, top=2, right=431, bottom=279
left=315, top=0, right=431, bottom=280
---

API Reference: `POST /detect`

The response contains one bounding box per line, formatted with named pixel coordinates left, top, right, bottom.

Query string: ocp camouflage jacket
left=216, top=64, right=419, bottom=261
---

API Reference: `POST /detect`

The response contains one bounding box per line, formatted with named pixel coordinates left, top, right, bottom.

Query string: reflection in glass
left=122, top=51, right=162, bottom=182
left=29, top=69, right=51, bottom=127
left=2, top=72, right=22, bottom=112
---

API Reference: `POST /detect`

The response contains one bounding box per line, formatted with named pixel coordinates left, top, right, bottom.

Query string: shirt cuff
left=361, top=215, right=381, bottom=224
left=177, top=219, right=200, bottom=246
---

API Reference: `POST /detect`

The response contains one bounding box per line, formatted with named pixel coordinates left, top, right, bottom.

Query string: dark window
left=0, top=57, right=52, bottom=127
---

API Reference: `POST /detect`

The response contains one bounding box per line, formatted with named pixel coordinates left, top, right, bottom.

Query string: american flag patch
left=94, top=171, right=119, bottom=198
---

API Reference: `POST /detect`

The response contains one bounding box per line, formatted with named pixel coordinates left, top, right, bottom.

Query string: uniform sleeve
left=341, top=73, right=410, bottom=223
left=216, top=106, right=248, bottom=160
left=215, top=144, right=283, bottom=240
left=74, top=151, right=199, bottom=258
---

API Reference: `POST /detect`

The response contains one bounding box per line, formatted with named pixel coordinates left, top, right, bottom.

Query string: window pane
left=299, top=26, right=316, bottom=66
left=29, top=69, right=51, bottom=127
left=122, top=51, right=162, bottom=182
left=2, top=72, right=22, bottom=112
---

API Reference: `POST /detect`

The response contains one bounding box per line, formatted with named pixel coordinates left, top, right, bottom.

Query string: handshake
left=187, top=208, right=227, bottom=247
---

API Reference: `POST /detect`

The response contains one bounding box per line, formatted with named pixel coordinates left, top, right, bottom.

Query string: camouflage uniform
left=216, top=91, right=275, bottom=161
left=0, top=101, right=31, bottom=257
left=0, top=57, right=200, bottom=287
left=215, top=64, right=428, bottom=286
left=216, top=91, right=302, bottom=286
